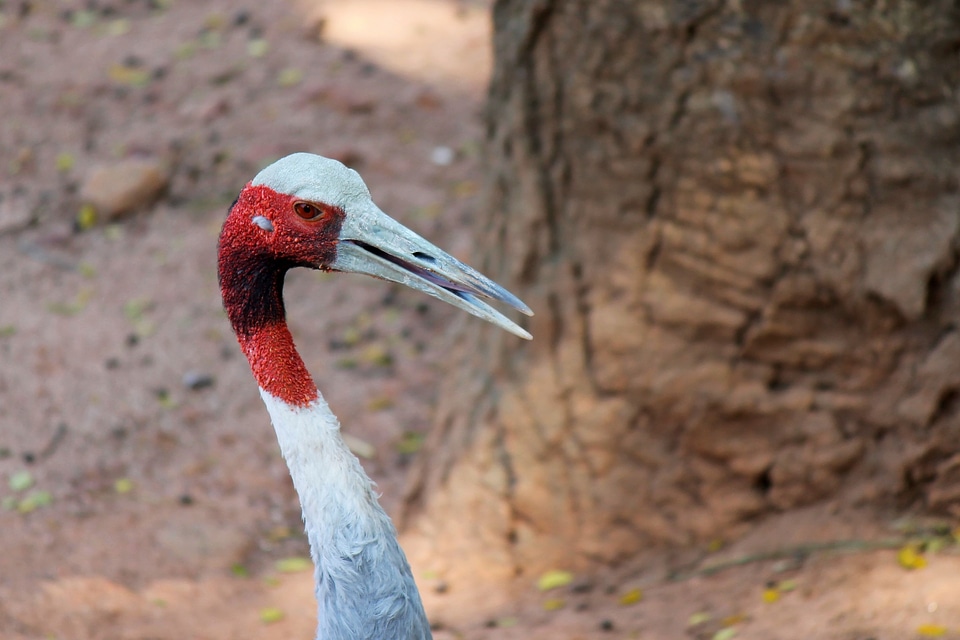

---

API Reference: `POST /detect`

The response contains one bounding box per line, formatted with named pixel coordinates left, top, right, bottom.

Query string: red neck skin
left=218, top=186, right=334, bottom=408
left=235, top=321, right=318, bottom=407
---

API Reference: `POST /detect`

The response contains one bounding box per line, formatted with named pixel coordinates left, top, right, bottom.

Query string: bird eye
left=294, top=202, right=323, bottom=220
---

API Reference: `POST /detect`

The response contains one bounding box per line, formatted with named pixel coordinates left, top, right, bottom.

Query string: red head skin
left=218, top=184, right=345, bottom=407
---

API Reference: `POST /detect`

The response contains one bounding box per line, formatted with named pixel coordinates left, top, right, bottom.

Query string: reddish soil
left=1, top=1, right=958, bottom=639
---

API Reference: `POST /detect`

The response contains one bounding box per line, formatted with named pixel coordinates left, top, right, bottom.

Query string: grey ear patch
left=252, top=215, right=274, bottom=232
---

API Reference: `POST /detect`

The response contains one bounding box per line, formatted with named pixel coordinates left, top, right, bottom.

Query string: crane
left=218, top=153, right=532, bottom=639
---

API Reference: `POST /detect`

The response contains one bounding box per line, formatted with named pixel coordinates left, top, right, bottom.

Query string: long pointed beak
left=330, top=204, right=533, bottom=340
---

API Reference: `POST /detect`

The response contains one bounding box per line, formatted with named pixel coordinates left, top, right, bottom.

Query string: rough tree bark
left=403, top=0, right=960, bottom=589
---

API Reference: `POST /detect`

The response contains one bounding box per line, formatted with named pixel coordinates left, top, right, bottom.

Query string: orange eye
left=294, top=202, right=323, bottom=220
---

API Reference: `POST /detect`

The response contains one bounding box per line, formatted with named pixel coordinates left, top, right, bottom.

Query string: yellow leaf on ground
left=917, top=624, right=947, bottom=637
left=543, top=598, right=565, bottom=611
left=360, top=344, right=392, bottom=367
left=619, top=588, right=643, bottom=605
left=77, top=204, right=97, bottom=230
left=203, top=13, right=226, bottom=30
left=897, top=545, right=928, bottom=570
left=109, top=64, right=150, bottom=86
left=721, top=614, right=747, bottom=627
left=17, top=490, right=52, bottom=513
left=366, top=395, right=394, bottom=412
left=55, top=152, right=75, bottom=172
left=260, top=607, right=284, bottom=623
left=114, top=478, right=134, bottom=494
left=762, top=588, right=780, bottom=604
left=776, top=579, right=798, bottom=592
left=452, top=180, right=477, bottom=198
left=536, top=570, right=574, bottom=592
left=688, top=612, right=712, bottom=627
left=707, top=538, right=725, bottom=552
left=267, top=526, right=292, bottom=541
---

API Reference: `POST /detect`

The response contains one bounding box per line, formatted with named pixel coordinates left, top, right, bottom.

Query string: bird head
left=220, top=153, right=532, bottom=339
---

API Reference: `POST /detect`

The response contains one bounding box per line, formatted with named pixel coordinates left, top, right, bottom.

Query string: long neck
left=219, top=247, right=431, bottom=638
left=258, top=390, right=431, bottom=639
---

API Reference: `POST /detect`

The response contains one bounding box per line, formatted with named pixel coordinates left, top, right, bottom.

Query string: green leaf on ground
left=275, top=557, right=312, bottom=573
left=71, top=10, right=97, bottom=28
left=395, top=431, right=425, bottom=455
left=9, top=470, right=33, bottom=492
left=277, top=68, right=303, bottom=87
left=106, top=18, right=130, bottom=36
left=713, top=628, right=738, bottom=640
left=247, top=38, right=269, bottom=58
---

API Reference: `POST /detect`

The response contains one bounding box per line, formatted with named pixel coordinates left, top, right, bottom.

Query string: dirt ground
left=1, top=1, right=959, bottom=639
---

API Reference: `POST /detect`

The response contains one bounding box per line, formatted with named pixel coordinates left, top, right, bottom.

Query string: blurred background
left=2, top=1, right=960, bottom=639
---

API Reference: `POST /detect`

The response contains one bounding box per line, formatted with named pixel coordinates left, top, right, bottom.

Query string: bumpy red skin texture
left=218, top=184, right=345, bottom=407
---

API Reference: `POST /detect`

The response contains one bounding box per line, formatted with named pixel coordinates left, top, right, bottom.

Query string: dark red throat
left=218, top=185, right=333, bottom=407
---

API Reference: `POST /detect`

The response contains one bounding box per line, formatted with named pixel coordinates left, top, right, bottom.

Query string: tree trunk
left=403, top=0, right=960, bottom=590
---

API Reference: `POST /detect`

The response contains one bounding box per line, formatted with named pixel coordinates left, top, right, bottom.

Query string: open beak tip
left=507, top=325, right=533, bottom=340
left=503, top=295, right=533, bottom=317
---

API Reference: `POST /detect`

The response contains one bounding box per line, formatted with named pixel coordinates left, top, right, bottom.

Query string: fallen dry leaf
left=536, top=569, right=574, bottom=592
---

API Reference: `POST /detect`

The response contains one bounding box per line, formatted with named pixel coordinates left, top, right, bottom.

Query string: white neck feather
left=258, top=388, right=432, bottom=640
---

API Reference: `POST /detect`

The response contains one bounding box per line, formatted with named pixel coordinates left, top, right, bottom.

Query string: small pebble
left=182, top=371, right=215, bottom=390
left=600, top=619, right=614, bottom=632
left=430, top=146, right=455, bottom=166
left=571, top=578, right=595, bottom=593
